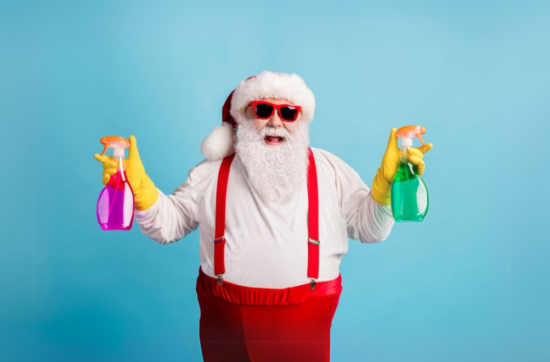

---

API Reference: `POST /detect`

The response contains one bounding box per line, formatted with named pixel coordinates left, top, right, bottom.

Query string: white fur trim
left=229, top=71, right=316, bottom=122
left=201, top=122, right=236, bottom=161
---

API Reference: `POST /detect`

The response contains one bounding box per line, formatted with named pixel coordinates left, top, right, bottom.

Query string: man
left=94, top=71, right=433, bottom=362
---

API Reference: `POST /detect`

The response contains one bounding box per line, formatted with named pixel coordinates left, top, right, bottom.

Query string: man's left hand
left=371, top=128, right=433, bottom=205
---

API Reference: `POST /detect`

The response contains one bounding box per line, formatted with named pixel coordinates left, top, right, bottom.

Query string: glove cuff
left=371, top=168, right=392, bottom=205
left=133, top=175, right=159, bottom=211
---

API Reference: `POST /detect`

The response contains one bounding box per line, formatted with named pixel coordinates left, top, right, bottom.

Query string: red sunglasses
left=249, top=101, right=302, bottom=122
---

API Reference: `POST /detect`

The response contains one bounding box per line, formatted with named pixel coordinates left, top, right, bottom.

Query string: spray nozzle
left=395, top=125, right=427, bottom=146
left=100, top=136, right=130, bottom=158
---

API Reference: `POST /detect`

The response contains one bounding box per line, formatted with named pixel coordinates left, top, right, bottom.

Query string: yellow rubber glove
left=94, top=135, right=159, bottom=211
left=371, top=128, right=433, bottom=205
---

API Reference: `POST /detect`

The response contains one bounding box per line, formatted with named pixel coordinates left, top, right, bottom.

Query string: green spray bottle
left=391, top=125, right=429, bottom=222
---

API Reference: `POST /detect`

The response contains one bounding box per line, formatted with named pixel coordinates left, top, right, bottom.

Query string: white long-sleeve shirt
left=135, top=148, right=395, bottom=288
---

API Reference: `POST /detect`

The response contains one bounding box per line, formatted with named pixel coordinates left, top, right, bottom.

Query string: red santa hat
left=200, top=71, right=316, bottom=161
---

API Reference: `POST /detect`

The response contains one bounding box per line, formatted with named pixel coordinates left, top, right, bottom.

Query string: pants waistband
left=196, top=267, right=342, bottom=307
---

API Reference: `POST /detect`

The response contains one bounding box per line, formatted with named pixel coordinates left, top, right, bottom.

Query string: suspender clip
left=310, top=279, right=317, bottom=290
left=217, top=275, right=224, bottom=286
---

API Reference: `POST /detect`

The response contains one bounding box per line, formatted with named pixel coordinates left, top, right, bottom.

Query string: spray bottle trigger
left=99, top=136, right=131, bottom=157
left=100, top=144, right=109, bottom=156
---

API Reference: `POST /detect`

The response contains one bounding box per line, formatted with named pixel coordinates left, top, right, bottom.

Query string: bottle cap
left=100, top=136, right=130, bottom=157
left=395, top=126, right=427, bottom=146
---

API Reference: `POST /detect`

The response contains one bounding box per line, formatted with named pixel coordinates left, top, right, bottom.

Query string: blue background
left=1, top=0, right=549, bottom=361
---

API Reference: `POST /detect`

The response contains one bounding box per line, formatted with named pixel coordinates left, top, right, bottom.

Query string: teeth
left=265, top=136, right=283, bottom=142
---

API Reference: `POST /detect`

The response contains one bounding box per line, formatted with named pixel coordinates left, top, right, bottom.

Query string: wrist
left=133, top=175, right=159, bottom=211
left=371, top=168, right=392, bottom=205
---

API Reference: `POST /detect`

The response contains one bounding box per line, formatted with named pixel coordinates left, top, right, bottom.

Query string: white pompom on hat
left=200, top=71, right=316, bottom=161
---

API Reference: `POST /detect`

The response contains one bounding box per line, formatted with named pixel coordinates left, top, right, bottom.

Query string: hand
left=405, top=146, right=432, bottom=177
left=94, top=135, right=159, bottom=211
left=371, top=128, right=433, bottom=205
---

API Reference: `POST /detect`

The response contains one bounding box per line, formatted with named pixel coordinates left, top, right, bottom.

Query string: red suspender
left=214, top=153, right=235, bottom=281
left=213, top=148, right=320, bottom=287
left=307, top=148, right=320, bottom=284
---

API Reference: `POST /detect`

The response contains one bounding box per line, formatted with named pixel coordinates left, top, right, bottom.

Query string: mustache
left=234, top=117, right=310, bottom=203
left=259, top=126, right=294, bottom=141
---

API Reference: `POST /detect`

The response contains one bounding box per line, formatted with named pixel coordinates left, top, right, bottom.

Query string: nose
left=267, top=110, right=283, bottom=128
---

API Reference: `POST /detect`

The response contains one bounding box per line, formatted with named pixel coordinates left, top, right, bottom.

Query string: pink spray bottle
left=96, top=136, right=135, bottom=231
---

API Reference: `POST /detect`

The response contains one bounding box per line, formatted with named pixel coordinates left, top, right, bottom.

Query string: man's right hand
left=94, top=135, right=159, bottom=211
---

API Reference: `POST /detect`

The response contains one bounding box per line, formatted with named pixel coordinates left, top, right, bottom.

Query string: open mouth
left=264, top=135, right=284, bottom=146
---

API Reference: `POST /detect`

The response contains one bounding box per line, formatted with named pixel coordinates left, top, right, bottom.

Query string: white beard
left=235, top=117, right=310, bottom=203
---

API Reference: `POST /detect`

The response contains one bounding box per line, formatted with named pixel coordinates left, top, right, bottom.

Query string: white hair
left=235, top=115, right=310, bottom=203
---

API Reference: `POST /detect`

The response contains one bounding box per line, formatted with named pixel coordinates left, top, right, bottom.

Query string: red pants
left=196, top=267, right=342, bottom=362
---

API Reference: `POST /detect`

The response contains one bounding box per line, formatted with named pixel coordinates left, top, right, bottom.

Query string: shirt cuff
left=134, top=188, right=163, bottom=221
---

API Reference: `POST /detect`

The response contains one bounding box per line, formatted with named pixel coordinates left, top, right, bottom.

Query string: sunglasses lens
left=280, top=106, right=298, bottom=121
left=255, top=103, right=274, bottom=118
